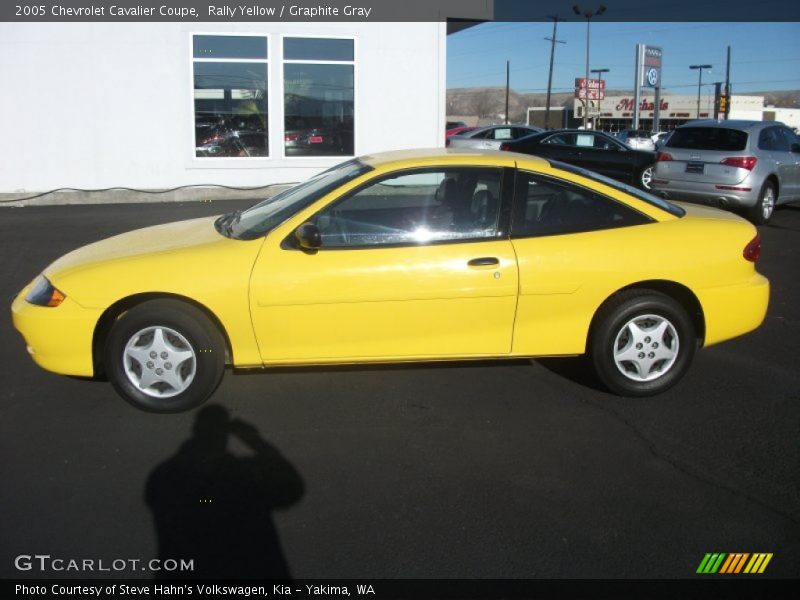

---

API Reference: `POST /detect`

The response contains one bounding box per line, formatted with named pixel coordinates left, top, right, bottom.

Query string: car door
left=248, top=166, right=519, bottom=363
left=534, top=132, right=576, bottom=163
left=483, top=127, right=515, bottom=150
left=570, top=132, right=631, bottom=182
left=777, top=126, right=800, bottom=200
left=758, top=126, right=796, bottom=201
left=508, top=170, right=654, bottom=356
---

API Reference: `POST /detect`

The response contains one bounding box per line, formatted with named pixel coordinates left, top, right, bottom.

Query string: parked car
left=499, top=129, right=657, bottom=190
left=12, top=149, right=768, bottom=412
left=446, top=125, right=477, bottom=139
left=196, top=128, right=268, bottom=157
left=447, top=124, right=543, bottom=150
left=652, top=131, right=673, bottom=150
left=446, top=121, right=467, bottom=131
left=284, top=126, right=349, bottom=156
left=616, top=129, right=657, bottom=151
left=652, top=120, right=800, bottom=224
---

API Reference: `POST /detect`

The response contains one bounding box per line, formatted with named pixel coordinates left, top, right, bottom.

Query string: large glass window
left=311, top=168, right=503, bottom=248
left=193, top=35, right=268, bottom=158
left=284, top=37, right=354, bottom=157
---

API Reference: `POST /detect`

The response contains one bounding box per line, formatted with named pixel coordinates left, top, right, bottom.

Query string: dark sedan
left=500, top=129, right=657, bottom=190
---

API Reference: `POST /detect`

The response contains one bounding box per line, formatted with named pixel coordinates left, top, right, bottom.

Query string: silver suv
left=652, top=120, right=800, bottom=224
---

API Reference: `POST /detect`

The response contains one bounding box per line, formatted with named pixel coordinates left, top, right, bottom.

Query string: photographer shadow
left=146, top=405, right=304, bottom=579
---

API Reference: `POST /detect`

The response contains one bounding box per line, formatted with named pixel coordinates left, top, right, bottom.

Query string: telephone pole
left=505, top=60, right=510, bottom=124
left=544, top=15, right=566, bottom=129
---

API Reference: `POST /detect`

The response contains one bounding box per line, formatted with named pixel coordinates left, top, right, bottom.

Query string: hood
left=45, top=216, right=228, bottom=280
left=41, top=215, right=265, bottom=309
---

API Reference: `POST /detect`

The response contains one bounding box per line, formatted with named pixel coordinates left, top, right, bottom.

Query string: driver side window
left=312, top=168, right=503, bottom=248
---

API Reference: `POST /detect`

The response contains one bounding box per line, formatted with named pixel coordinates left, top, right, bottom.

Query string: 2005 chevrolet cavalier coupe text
left=12, top=149, right=769, bottom=412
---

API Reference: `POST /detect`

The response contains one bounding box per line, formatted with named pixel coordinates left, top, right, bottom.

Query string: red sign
left=575, top=78, right=606, bottom=100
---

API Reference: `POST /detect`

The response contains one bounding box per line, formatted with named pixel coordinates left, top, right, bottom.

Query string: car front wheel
left=104, top=299, right=226, bottom=412
left=590, top=290, right=695, bottom=396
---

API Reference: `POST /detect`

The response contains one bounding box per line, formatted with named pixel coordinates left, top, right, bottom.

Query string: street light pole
left=573, top=4, right=606, bottom=129
left=690, top=64, right=712, bottom=119
left=591, top=67, right=609, bottom=130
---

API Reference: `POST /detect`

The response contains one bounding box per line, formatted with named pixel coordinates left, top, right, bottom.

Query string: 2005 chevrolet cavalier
left=12, top=149, right=769, bottom=412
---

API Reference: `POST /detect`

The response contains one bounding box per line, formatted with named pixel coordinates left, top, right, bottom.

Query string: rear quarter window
left=667, top=127, right=748, bottom=151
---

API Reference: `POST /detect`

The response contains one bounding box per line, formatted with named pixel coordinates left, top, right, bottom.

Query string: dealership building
left=0, top=13, right=489, bottom=204
left=528, top=94, right=800, bottom=132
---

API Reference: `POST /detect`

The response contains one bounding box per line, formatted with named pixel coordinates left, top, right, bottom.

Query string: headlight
left=25, top=276, right=66, bottom=307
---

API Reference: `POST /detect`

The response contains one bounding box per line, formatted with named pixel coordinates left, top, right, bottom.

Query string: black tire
left=104, top=299, right=226, bottom=413
left=589, top=290, right=696, bottom=397
left=746, top=180, right=776, bottom=225
left=638, top=164, right=655, bottom=190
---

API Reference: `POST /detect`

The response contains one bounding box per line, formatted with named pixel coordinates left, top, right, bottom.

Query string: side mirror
left=791, top=142, right=800, bottom=154
left=295, top=222, right=321, bottom=250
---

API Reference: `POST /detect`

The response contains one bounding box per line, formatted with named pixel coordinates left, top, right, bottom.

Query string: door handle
left=468, top=257, right=500, bottom=267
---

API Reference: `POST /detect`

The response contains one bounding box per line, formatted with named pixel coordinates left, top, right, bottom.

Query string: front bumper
left=11, top=285, right=101, bottom=377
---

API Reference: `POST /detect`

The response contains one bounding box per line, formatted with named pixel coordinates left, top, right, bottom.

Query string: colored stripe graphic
left=744, top=553, right=773, bottom=574
left=697, top=553, right=727, bottom=573
left=720, top=553, right=749, bottom=573
left=698, top=552, right=773, bottom=574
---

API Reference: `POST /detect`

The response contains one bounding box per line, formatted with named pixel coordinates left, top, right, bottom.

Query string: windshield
left=217, top=158, right=373, bottom=240
left=548, top=160, right=685, bottom=217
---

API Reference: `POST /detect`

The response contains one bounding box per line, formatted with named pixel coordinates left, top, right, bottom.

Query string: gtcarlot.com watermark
left=14, top=554, right=194, bottom=574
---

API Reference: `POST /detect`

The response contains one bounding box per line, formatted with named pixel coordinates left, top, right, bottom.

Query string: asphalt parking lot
left=1, top=200, right=798, bottom=581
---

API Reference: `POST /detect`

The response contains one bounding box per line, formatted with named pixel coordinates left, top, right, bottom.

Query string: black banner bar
left=5, top=579, right=793, bottom=600
left=2, top=0, right=800, bottom=23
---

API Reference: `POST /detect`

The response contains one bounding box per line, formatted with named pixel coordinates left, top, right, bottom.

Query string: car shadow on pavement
left=145, top=405, right=304, bottom=579
left=535, top=356, right=607, bottom=393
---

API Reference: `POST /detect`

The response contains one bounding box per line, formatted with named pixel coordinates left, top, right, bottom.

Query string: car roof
left=678, top=119, right=786, bottom=131
left=539, top=129, right=613, bottom=135
left=357, top=147, right=550, bottom=169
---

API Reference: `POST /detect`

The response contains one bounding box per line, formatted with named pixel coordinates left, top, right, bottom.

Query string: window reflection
left=284, top=39, right=354, bottom=158
left=193, top=38, right=268, bottom=158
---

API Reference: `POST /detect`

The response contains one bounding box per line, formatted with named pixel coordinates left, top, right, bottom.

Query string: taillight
left=721, top=156, right=758, bottom=171
left=743, top=233, right=761, bottom=262
left=499, top=143, right=510, bottom=151
left=656, top=152, right=672, bottom=161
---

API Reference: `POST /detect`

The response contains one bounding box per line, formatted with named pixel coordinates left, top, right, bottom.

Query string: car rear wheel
left=590, top=290, right=695, bottom=396
left=105, top=299, right=225, bottom=412
left=747, top=181, right=776, bottom=225
left=639, top=165, right=654, bottom=190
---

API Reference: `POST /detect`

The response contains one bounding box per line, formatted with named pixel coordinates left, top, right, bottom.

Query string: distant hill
left=750, top=90, right=800, bottom=108
left=447, top=87, right=800, bottom=123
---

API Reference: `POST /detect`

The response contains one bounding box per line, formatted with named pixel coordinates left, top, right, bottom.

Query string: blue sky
left=447, top=22, right=800, bottom=95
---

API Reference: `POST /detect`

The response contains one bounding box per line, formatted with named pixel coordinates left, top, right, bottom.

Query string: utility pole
left=724, top=46, right=731, bottom=119
left=505, top=60, right=510, bottom=124
left=544, top=15, right=565, bottom=130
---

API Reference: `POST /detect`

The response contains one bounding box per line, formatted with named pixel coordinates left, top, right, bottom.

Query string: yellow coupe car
left=12, top=149, right=769, bottom=412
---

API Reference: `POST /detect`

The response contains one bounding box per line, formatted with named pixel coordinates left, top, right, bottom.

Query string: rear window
left=548, top=160, right=685, bottom=218
left=667, top=127, right=748, bottom=151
